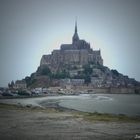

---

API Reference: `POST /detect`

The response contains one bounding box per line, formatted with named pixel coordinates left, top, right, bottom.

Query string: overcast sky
left=0, top=0, right=140, bottom=87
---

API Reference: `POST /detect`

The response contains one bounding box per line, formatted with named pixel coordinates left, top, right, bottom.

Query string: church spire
left=72, top=18, right=79, bottom=44
left=75, top=19, right=77, bottom=33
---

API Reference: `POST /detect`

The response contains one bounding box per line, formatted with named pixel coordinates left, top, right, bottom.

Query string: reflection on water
left=59, top=94, right=140, bottom=116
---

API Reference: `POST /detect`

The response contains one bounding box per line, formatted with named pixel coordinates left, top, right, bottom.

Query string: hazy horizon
left=0, top=0, right=140, bottom=87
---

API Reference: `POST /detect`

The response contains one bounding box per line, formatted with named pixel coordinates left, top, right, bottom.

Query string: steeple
left=72, top=18, right=79, bottom=44
left=75, top=20, right=77, bottom=33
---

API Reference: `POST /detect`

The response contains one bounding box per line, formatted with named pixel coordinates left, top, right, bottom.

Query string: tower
left=72, top=19, right=79, bottom=44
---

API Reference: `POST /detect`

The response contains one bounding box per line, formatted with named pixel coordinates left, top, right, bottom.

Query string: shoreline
left=0, top=93, right=140, bottom=117
left=0, top=91, right=140, bottom=100
left=0, top=99, right=140, bottom=122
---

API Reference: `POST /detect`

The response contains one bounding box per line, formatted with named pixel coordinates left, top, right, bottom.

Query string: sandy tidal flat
left=0, top=106, right=140, bottom=140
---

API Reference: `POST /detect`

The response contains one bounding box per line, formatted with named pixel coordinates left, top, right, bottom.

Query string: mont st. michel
left=7, top=21, right=140, bottom=94
left=1, top=1, right=140, bottom=139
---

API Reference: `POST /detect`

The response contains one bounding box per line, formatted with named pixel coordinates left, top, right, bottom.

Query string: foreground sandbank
left=0, top=103, right=140, bottom=140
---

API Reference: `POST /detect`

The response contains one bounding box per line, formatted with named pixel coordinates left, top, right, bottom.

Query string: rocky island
left=5, top=21, right=140, bottom=95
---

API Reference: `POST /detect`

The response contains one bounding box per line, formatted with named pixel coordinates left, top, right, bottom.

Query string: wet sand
left=0, top=96, right=140, bottom=140
left=0, top=104, right=140, bottom=140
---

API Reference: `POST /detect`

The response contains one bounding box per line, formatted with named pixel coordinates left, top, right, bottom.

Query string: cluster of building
left=0, top=80, right=48, bottom=97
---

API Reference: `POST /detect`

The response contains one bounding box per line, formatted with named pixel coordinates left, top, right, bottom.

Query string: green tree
left=111, top=69, right=119, bottom=77
left=25, top=76, right=31, bottom=87
left=51, top=70, right=69, bottom=79
left=10, top=80, right=14, bottom=88
left=84, top=75, right=91, bottom=85
left=37, top=65, right=51, bottom=76
left=83, top=64, right=93, bottom=75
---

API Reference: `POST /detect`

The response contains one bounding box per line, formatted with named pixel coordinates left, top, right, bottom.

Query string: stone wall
left=71, top=86, right=136, bottom=94
left=79, top=50, right=88, bottom=65
left=40, top=55, right=52, bottom=65
left=63, top=50, right=80, bottom=64
left=110, top=87, right=135, bottom=94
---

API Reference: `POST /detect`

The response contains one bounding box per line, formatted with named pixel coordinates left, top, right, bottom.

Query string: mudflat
left=0, top=105, right=140, bottom=140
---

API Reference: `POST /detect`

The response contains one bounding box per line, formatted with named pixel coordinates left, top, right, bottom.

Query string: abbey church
left=40, top=21, right=103, bottom=72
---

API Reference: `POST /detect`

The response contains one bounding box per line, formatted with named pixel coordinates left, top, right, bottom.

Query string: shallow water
left=58, top=94, right=140, bottom=116
left=1, top=94, right=140, bottom=116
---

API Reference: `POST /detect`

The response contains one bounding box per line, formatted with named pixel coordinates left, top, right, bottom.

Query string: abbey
left=40, top=21, right=103, bottom=72
left=7, top=22, right=140, bottom=93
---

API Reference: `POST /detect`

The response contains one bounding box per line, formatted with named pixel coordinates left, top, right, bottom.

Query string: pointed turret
left=72, top=19, right=79, bottom=44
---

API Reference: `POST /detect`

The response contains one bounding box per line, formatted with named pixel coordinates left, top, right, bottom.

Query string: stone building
left=14, top=80, right=27, bottom=89
left=60, top=78, right=84, bottom=88
left=40, top=21, right=103, bottom=72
